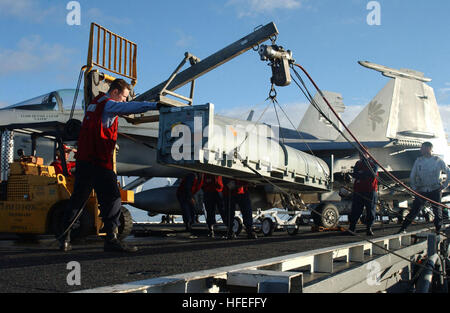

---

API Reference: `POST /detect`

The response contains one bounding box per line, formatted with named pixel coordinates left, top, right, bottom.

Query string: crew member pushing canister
left=202, top=174, right=226, bottom=238
left=177, top=172, right=204, bottom=233
left=223, top=178, right=257, bottom=239
left=59, top=79, right=160, bottom=252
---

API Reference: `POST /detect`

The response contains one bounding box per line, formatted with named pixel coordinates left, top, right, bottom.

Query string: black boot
left=104, top=228, right=138, bottom=253
left=59, top=230, right=72, bottom=252
left=246, top=227, right=257, bottom=239
left=226, top=230, right=236, bottom=240
left=342, top=224, right=356, bottom=236
left=366, top=227, right=374, bottom=236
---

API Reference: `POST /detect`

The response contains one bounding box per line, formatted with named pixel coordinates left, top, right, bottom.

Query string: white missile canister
left=157, top=104, right=331, bottom=192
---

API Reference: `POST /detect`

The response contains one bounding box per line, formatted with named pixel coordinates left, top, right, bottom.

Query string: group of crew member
left=56, top=76, right=450, bottom=254
left=176, top=173, right=257, bottom=240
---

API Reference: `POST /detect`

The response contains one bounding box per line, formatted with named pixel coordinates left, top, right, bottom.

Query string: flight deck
left=0, top=222, right=443, bottom=293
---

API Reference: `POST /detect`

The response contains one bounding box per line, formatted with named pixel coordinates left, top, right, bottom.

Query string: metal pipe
left=1, top=131, right=14, bottom=181
left=123, top=177, right=152, bottom=191
left=416, top=254, right=440, bottom=293
left=416, top=234, right=444, bottom=293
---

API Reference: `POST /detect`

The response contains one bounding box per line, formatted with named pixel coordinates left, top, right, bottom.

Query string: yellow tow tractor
left=0, top=134, right=134, bottom=241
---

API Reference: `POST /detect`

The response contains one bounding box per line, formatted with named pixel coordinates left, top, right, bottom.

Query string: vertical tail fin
left=297, top=91, right=345, bottom=140
left=336, top=62, right=447, bottom=156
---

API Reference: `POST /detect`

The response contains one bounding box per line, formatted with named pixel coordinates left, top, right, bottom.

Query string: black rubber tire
left=232, top=216, right=243, bottom=235
left=118, top=206, right=133, bottom=240
left=312, top=203, right=340, bottom=228
left=50, top=200, right=93, bottom=241
left=287, top=217, right=299, bottom=236
left=261, top=217, right=275, bottom=237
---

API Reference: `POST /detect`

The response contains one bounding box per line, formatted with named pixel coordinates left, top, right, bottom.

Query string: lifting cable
left=290, top=67, right=426, bottom=224
left=237, top=151, right=449, bottom=281
left=273, top=77, right=448, bottom=239
left=289, top=63, right=449, bottom=239
left=236, top=66, right=449, bottom=280
left=292, top=63, right=450, bottom=212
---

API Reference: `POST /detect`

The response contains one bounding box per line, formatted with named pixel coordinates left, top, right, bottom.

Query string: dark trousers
left=177, top=194, right=195, bottom=230
left=203, top=191, right=225, bottom=230
left=402, top=189, right=442, bottom=231
left=63, top=160, right=122, bottom=234
left=349, top=191, right=377, bottom=228
left=226, top=193, right=253, bottom=230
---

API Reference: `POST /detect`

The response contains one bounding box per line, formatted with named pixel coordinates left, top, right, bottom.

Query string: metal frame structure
left=77, top=225, right=448, bottom=293
left=87, top=22, right=137, bottom=84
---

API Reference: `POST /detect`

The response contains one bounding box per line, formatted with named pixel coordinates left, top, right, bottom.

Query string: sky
left=1, top=0, right=450, bottom=132
left=1, top=0, right=450, bottom=221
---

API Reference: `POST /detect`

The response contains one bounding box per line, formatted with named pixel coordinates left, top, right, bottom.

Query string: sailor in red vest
left=223, top=178, right=257, bottom=239
left=51, top=144, right=76, bottom=176
left=177, top=172, right=204, bottom=233
left=348, top=148, right=379, bottom=236
left=59, top=78, right=160, bottom=252
left=202, top=174, right=226, bottom=238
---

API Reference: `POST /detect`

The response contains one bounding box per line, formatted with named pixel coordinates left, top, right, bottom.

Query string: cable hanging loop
left=268, top=84, right=277, bottom=101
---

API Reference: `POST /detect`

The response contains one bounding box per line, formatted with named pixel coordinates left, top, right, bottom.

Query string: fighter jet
left=138, top=61, right=449, bottom=231
left=288, top=62, right=449, bottom=198
left=1, top=19, right=447, bottom=229
left=0, top=89, right=184, bottom=179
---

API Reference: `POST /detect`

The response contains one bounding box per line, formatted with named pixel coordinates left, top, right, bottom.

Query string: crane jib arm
left=135, top=22, right=279, bottom=102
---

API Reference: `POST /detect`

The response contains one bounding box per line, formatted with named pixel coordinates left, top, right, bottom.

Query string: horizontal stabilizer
left=358, top=61, right=432, bottom=82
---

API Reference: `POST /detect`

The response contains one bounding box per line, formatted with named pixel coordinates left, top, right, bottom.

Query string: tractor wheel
left=118, top=206, right=133, bottom=240
left=50, top=200, right=93, bottom=241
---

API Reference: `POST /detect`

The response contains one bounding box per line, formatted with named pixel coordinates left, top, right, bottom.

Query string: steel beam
left=135, top=22, right=278, bottom=102
left=76, top=227, right=445, bottom=293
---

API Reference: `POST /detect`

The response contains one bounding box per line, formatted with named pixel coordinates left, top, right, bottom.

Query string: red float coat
left=75, top=94, right=118, bottom=170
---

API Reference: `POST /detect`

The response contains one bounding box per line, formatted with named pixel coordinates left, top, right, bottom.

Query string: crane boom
left=135, top=22, right=278, bottom=102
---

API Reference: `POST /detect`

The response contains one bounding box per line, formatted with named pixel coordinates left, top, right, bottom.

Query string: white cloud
left=86, top=7, right=132, bottom=25
left=438, top=104, right=450, bottom=140
left=219, top=101, right=364, bottom=129
left=340, top=104, right=364, bottom=124
left=0, top=35, right=75, bottom=76
left=438, top=83, right=450, bottom=103
left=218, top=101, right=309, bottom=129
left=226, top=0, right=303, bottom=17
left=174, top=30, right=195, bottom=48
left=218, top=101, right=450, bottom=141
left=0, top=0, right=58, bottom=23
